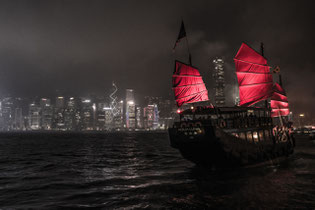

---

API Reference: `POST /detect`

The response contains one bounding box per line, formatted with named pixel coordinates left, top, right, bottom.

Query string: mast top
left=260, top=42, right=264, bottom=57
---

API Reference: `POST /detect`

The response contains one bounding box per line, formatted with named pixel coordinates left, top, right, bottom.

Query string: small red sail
left=172, top=61, right=209, bottom=107
left=234, top=43, right=273, bottom=106
left=271, top=83, right=290, bottom=117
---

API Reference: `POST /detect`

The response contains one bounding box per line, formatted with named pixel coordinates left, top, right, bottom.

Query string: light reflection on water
left=0, top=132, right=314, bottom=209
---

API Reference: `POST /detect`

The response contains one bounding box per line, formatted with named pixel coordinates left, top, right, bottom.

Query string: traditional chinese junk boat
left=168, top=23, right=294, bottom=168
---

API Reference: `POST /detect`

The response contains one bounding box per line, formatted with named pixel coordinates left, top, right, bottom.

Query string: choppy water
left=0, top=132, right=314, bottom=209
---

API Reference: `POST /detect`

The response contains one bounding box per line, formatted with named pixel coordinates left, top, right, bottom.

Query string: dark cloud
left=0, top=0, right=313, bottom=117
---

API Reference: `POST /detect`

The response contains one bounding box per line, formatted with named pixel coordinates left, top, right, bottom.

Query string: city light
left=299, top=113, right=305, bottom=117
left=0, top=89, right=174, bottom=131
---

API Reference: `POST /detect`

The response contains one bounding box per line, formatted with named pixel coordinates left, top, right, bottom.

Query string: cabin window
left=253, top=131, right=259, bottom=142
left=259, top=130, right=264, bottom=141
left=239, top=132, right=246, bottom=140
left=246, top=131, right=253, bottom=142
left=232, top=133, right=239, bottom=138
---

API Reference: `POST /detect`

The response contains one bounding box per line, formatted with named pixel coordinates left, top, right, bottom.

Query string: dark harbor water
left=0, top=132, right=314, bottom=209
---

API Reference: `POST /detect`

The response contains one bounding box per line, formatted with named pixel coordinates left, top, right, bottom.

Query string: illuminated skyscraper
left=0, top=98, right=14, bottom=131
left=103, top=107, right=113, bottom=130
left=113, top=100, right=124, bottom=130
left=136, top=106, right=142, bottom=129
left=143, top=104, right=159, bottom=130
left=53, top=97, right=65, bottom=130
left=212, top=58, right=225, bottom=106
left=56, top=96, right=65, bottom=108
left=81, top=98, right=94, bottom=130
left=40, top=98, right=53, bottom=130
left=29, top=103, right=41, bottom=130
left=64, top=97, right=77, bottom=131
left=125, top=89, right=135, bottom=129
left=13, top=108, right=23, bottom=130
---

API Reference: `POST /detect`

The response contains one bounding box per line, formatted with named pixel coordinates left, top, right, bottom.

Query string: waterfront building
left=63, top=97, right=79, bottom=131
left=13, top=108, right=23, bottom=130
left=104, top=107, right=113, bottom=130
left=40, top=98, right=53, bottom=130
left=56, top=96, right=65, bottom=109
left=136, top=106, right=142, bottom=129
left=113, top=100, right=124, bottom=130
left=0, top=98, right=14, bottom=131
left=52, top=97, right=65, bottom=130
left=29, top=103, right=41, bottom=130
left=125, top=89, right=136, bottom=129
left=143, top=104, right=159, bottom=130
left=81, top=98, right=94, bottom=130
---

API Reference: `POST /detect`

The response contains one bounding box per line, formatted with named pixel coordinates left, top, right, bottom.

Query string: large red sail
left=234, top=43, right=273, bottom=106
left=271, top=83, right=290, bottom=117
left=172, top=61, right=209, bottom=107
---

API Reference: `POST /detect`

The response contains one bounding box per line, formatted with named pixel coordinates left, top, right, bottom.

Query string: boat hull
left=168, top=124, right=294, bottom=168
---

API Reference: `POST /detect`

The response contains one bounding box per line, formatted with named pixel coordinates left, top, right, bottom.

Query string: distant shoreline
left=0, top=130, right=168, bottom=136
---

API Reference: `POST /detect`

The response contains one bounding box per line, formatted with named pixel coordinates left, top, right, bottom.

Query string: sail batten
left=239, top=82, right=273, bottom=87
left=173, top=61, right=209, bottom=107
left=271, top=83, right=290, bottom=117
left=173, top=82, right=206, bottom=89
left=234, top=43, right=273, bottom=106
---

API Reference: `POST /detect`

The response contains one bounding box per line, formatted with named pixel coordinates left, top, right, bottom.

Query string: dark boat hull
left=168, top=124, right=294, bottom=168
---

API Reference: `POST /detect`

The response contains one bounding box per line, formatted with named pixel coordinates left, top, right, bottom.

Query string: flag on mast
left=173, top=21, right=187, bottom=51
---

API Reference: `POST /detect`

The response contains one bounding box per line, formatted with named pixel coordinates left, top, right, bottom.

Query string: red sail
left=234, top=43, right=273, bottom=106
left=172, top=61, right=209, bottom=107
left=271, top=83, right=290, bottom=117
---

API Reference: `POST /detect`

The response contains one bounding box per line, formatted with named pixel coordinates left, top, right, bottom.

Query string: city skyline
left=0, top=0, right=313, bottom=119
left=0, top=89, right=176, bottom=131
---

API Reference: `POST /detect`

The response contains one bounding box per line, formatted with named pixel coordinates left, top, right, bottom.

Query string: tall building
left=29, top=103, right=41, bottom=130
left=53, top=97, right=65, bottom=130
left=113, top=100, right=124, bottom=130
left=13, top=108, right=23, bottom=130
left=125, top=89, right=135, bottom=129
left=56, top=96, right=65, bottom=109
left=136, top=106, right=142, bottom=129
left=213, top=58, right=225, bottom=106
left=64, top=97, right=77, bottom=131
left=143, top=104, right=159, bottom=130
left=103, top=107, right=113, bottom=130
left=40, top=98, right=53, bottom=130
left=81, top=99, right=94, bottom=130
left=0, top=98, right=14, bottom=131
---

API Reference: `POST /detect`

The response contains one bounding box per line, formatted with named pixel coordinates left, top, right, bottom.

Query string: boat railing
left=174, top=115, right=272, bottom=130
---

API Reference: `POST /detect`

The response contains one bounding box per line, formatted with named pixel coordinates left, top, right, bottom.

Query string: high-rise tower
left=212, top=58, right=225, bottom=106
left=125, top=89, right=135, bottom=129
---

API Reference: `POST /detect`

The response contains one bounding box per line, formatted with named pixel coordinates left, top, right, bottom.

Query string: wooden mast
left=260, top=42, right=269, bottom=109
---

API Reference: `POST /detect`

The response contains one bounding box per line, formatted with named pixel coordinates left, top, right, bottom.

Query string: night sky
left=0, top=0, right=313, bottom=117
